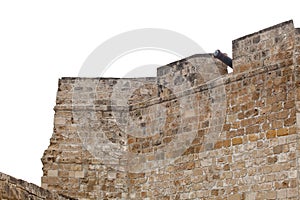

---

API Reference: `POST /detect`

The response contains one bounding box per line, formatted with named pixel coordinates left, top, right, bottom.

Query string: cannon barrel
left=213, top=50, right=232, bottom=68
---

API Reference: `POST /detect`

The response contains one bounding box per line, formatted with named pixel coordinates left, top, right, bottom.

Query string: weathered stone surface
left=36, top=20, right=300, bottom=199
left=0, top=172, right=75, bottom=200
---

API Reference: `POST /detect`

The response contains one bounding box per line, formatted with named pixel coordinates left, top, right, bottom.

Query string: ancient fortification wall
left=0, top=172, right=74, bottom=200
left=41, top=20, right=300, bottom=199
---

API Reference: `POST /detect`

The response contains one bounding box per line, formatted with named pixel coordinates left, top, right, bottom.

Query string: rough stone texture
left=40, top=20, right=300, bottom=199
left=294, top=27, right=300, bottom=200
left=233, top=20, right=295, bottom=74
left=0, top=172, right=75, bottom=200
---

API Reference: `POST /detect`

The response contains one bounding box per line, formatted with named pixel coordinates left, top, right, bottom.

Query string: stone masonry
left=38, top=20, right=300, bottom=199
left=0, top=172, right=75, bottom=200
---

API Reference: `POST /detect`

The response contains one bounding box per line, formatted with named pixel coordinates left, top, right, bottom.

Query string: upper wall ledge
left=233, top=20, right=294, bottom=44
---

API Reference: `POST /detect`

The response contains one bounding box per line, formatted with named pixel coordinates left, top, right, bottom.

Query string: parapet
left=232, top=20, right=295, bottom=74
left=157, top=53, right=227, bottom=96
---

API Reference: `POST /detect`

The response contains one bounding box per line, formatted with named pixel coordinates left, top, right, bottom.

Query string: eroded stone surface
left=39, top=20, right=300, bottom=199
left=0, top=172, right=75, bottom=200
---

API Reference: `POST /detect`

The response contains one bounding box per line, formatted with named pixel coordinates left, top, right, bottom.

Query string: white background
left=0, top=0, right=299, bottom=186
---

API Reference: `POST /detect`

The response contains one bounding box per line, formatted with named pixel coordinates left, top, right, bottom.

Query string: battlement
left=38, top=20, right=300, bottom=199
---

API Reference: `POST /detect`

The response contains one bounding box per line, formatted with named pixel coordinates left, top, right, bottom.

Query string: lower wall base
left=0, top=172, right=75, bottom=200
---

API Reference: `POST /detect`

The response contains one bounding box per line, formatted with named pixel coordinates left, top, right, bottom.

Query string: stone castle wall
left=41, top=20, right=300, bottom=199
left=0, top=172, right=75, bottom=200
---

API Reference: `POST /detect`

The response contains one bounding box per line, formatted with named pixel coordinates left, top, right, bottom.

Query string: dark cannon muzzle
left=213, top=50, right=232, bottom=68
